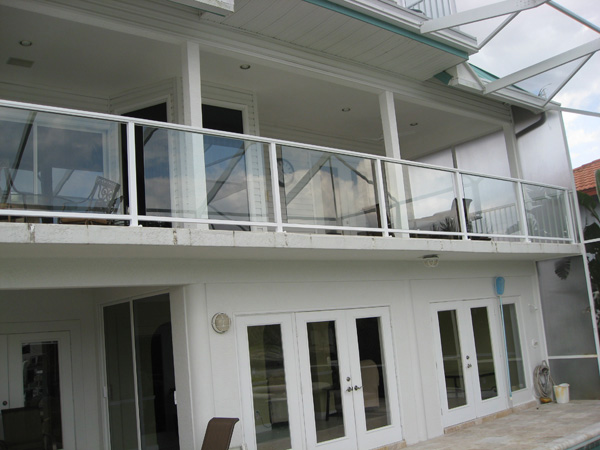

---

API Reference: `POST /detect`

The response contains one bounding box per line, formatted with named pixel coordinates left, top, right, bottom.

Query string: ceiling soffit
left=200, top=0, right=468, bottom=81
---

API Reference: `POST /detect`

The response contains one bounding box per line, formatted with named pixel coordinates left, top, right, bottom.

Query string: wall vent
left=6, top=57, right=34, bottom=68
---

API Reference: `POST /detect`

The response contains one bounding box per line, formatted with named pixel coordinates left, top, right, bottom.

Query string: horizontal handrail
left=0, top=99, right=576, bottom=244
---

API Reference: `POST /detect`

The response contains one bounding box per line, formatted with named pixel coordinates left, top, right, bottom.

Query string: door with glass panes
left=432, top=299, right=509, bottom=427
left=237, top=307, right=402, bottom=450
left=0, top=331, right=75, bottom=449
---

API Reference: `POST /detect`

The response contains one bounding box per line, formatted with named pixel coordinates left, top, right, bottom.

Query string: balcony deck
left=0, top=100, right=579, bottom=256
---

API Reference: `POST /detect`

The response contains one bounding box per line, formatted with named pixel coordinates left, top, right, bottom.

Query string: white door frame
left=236, top=314, right=304, bottom=450
left=431, top=298, right=509, bottom=428
left=237, top=307, right=402, bottom=450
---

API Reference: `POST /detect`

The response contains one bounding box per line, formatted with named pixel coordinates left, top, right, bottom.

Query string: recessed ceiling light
left=341, top=107, right=351, bottom=112
left=239, top=64, right=251, bottom=70
left=19, top=40, right=33, bottom=47
left=410, top=122, right=419, bottom=127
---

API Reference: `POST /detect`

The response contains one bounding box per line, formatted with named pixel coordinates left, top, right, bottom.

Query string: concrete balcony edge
left=0, top=223, right=582, bottom=262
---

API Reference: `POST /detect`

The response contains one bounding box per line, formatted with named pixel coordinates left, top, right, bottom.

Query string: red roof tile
left=573, top=158, right=600, bottom=195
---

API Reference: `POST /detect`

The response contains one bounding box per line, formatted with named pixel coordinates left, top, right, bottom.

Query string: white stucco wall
left=0, top=258, right=547, bottom=449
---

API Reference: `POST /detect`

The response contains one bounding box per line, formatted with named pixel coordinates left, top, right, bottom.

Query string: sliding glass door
left=103, top=294, right=179, bottom=450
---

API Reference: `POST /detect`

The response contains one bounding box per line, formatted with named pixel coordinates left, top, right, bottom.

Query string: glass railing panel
left=141, top=127, right=272, bottom=227
left=522, top=184, right=570, bottom=239
left=277, top=145, right=379, bottom=235
left=0, top=106, right=124, bottom=216
left=383, top=162, right=459, bottom=234
left=462, top=175, right=521, bottom=236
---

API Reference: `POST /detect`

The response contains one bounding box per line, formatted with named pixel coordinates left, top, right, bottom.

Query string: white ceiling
left=0, top=3, right=500, bottom=159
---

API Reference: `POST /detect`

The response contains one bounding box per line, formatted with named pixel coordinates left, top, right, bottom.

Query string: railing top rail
left=0, top=98, right=571, bottom=193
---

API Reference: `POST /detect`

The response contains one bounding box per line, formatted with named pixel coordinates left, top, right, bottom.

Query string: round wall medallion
left=211, top=312, right=232, bottom=334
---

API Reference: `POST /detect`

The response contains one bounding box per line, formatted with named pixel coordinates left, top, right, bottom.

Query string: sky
left=453, top=0, right=600, bottom=169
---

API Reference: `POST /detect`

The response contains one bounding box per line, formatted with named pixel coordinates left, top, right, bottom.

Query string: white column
left=180, top=41, right=208, bottom=226
left=504, top=123, right=522, bottom=179
left=378, top=90, right=402, bottom=160
left=378, top=91, right=409, bottom=235
left=182, top=284, right=215, bottom=447
left=181, top=41, right=203, bottom=127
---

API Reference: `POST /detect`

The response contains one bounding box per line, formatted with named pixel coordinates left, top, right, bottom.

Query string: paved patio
left=407, top=401, right=600, bottom=450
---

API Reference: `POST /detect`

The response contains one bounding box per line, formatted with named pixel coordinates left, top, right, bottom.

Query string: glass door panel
left=502, top=304, right=526, bottom=391
left=133, top=295, right=179, bottom=450
left=470, top=307, right=498, bottom=401
left=104, top=302, right=139, bottom=450
left=21, top=340, right=63, bottom=448
left=306, top=321, right=345, bottom=443
left=355, top=317, right=390, bottom=431
left=437, top=310, right=467, bottom=409
left=247, top=324, right=292, bottom=450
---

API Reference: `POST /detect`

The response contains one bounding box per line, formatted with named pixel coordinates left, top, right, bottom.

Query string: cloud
left=454, top=0, right=600, bottom=166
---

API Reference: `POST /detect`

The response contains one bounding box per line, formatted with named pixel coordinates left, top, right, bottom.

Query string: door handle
left=467, top=363, right=472, bottom=368
left=354, top=385, right=362, bottom=391
left=346, top=386, right=353, bottom=392
left=2, top=400, right=7, bottom=406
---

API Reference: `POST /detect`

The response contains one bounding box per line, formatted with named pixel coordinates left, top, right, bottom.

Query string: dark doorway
left=123, top=103, right=170, bottom=223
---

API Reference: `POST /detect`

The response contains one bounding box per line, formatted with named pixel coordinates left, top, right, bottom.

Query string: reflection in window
left=0, top=106, right=121, bottom=212
left=462, top=175, right=520, bottom=236
left=306, top=321, right=345, bottom=443
left=356, top=317, right=390, bottom=431
left=438, top=310, right=467, bottom=409
left=471, top=307, right=498, bottom=401
left=247, top=325, right=291, bottom=450
left=502, top=304, right=526, bottom=391
left=278, top=146, right=379, bottom=235
left=205, top=136, right=250, bottom=230
left=21, top=341, right=63, bottom=449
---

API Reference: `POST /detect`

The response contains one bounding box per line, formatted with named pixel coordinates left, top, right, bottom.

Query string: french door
left=432, top=299, right=508, bottom=427
left=238, top=307, right=401, bottom=450
left=0, top=331, right=75, bottom=449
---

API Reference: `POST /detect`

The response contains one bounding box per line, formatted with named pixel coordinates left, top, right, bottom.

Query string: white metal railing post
left=126, top=121, right=139, bottom=226
left=516, top=181, right=530, bottom=243
left=454, top=171, right=469, bottom=240
left=268, top=142, right=284, bottom=233
left=375, top=160, right=390, bottom=237
left=564, top=188, right=576, bottom=243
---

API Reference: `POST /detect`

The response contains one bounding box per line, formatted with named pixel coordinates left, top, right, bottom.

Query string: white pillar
left=378, top=90, right=402, bottom=160
left=180, top=41, right=208, bottom=226
left=378, top=91, right=409, bottom=235
left=504, top=123, right=523, bottom=179
left=181, top=41, right=203, bottom=127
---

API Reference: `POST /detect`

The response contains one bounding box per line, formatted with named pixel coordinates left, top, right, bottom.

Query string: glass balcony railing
left=0, top=101, right=575, bottom=244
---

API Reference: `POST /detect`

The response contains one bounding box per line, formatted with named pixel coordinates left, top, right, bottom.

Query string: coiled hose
left=533, top=360, right=555, bottom=401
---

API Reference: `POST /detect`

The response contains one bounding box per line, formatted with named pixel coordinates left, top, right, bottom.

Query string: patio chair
left=0, top=407, right=45, bottom=450
left=60, top=176, right=121, bottom=225
left=201, top=417, right=239, bottom=450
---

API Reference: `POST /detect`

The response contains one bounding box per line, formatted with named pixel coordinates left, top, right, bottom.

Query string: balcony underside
left=0, top=223, right=581, bottom=262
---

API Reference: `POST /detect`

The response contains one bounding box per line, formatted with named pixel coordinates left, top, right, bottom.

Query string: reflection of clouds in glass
left=145, top=176, right=172, bottom=215
left=385, top=163, right=455, bottom=220
left=282, top=148, right=377, bottom=226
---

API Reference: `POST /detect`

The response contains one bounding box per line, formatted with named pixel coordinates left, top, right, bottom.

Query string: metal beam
left=548, top=1, right=600, bottom=35
left=420, top=0, right=549, bottom=34
left=483, top=38, right=600, bottom=94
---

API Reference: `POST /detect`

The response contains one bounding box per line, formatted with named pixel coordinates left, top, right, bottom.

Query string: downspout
left=515, top=111, right=546, bottom=138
